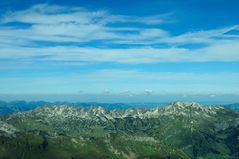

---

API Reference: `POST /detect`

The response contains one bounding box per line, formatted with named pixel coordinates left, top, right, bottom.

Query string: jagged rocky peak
left=0, top=120, right=18, bottom=136
left=165, top=102, right=203, bottom=110
left=34, top=105, right=76, bottom=113
left=16, top=105, right=112, bottom=120
left=91, top=106, right=106, bottom=113
left=174, top=101, right=201, bottom=106
left=162, top=102, right=226, bottom=117
left=11, top=102, right=228, bottom=121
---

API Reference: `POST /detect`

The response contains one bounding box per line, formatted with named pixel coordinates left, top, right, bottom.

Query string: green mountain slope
left=0, top=102, right=238, bottom=159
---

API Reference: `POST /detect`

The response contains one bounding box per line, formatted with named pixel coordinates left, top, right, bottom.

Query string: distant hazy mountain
left=0, top=102, right=238, bottom=159
left=0, top=100, right=47, bottom=115
left=223, top=103, right=239, bottom=112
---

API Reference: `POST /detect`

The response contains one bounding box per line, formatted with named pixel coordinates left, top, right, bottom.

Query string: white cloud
left=102, top=89, right=110, bottom=95
left=2, top=4, right=103, bottom=24
left=1, top=41, right=239, bottom=64
left=209, top=94, right=216, bottom=98
left=145, top=89, right=153, bottom=96
left=0, top=4, right=238, bottom=65
left=0, top=4, right=169, bottom=44
left=162, top=25, right=239, bottom=44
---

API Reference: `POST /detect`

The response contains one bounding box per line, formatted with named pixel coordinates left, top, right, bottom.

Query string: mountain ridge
left=0, top=102, right=238, bottom=159
left=1, top=100, right=238, bottom=116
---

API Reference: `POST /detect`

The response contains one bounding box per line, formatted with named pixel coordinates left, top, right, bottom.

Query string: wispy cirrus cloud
left=2, top=4, right=168, bottom=25
left=0, top=4, right=169, bottom=44
left=0, top=3, right=239, bottom=65
left=1, top=41, right=239, bottom=65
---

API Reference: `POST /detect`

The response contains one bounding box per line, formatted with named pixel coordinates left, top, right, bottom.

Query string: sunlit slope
left=1, top=102, right=238, bottom=159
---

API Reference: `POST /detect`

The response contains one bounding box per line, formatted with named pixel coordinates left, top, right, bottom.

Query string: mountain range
left=0, top=100, right=238, bottom=115
left=0, top=102, right=238, bottom=159
left=0, top=100, right=167, bottom=115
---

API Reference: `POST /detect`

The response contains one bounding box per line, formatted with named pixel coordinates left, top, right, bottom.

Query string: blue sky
left=0, top=0, right=239, bottom=103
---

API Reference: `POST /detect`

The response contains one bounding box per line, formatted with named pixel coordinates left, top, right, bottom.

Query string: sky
left=0, top=0, right=239, bottom=103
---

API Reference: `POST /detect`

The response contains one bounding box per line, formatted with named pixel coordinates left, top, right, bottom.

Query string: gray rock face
left=0, top=120, right=18, bottom=136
